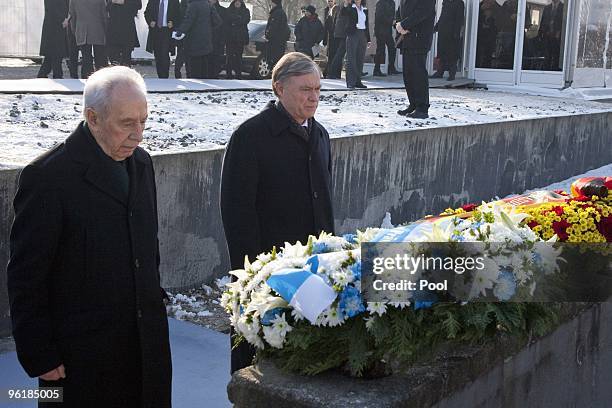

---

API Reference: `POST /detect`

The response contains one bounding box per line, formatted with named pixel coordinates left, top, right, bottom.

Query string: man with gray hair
left=221, top=52, right=335, bottom=373
left=7, top=66, right=172, bottom=407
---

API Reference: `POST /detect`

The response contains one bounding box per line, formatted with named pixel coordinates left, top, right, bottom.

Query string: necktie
left=158, top=0, right=166, bottom=27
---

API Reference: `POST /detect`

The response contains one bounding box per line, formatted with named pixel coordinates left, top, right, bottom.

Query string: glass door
left=471, top=0, right=522, bottom=84
left=518, top=0, right=570, bottom=87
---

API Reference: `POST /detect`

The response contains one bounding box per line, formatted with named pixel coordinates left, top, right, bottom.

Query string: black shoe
left=447, top=74, right=456, bottom=81
left=355, top=83, right=367, bottom=89
left=373, top=70, right=387, bottom=77
left=407, top=110, right=429, bottom=119
left=388, top=69, right=402, bottom=75
left=361, top=71, right=368, bottom=76
left=429, top=71, right=443, bottom=79
left=397, top=105, right=416, bottom=116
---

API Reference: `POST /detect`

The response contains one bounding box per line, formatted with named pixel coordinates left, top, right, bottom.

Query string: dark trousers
left=66, top=30, right=79, bottom=79
left=328, top=37, right=346, bottom=78
left=152, top=27, right=172, bottom=78
left=226, top=43, right=244, bottom=78
left=38, top=56, right=63, bottom=78
left=174, top=44, right=190, bottom=78
left=268, top=42, right=286, bottom=70
left=189, top=55, right=210, bottom=79
left=402, top=52, right=429, bottom=112
left=375, top=30, right=396, bottom=71
left=108, top=45, right=133, bottom=66
left=230, top=328, right=256, bottom=373
left=345, top=29, right=367, bottom=87
left=438, top=53, right=458, bottom=76
left=80, top=44, right=107, bottom=78
left=324, top=38, right=339, bottom=77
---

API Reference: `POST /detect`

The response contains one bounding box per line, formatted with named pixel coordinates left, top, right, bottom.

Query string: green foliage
left=261, top=302, right=560, bottom=377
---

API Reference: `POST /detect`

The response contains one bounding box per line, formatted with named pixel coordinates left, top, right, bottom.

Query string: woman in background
left=225, top=0, right=251, bottom=79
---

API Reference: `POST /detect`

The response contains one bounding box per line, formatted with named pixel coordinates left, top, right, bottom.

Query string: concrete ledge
left=227, top=303, right=612, bottom=408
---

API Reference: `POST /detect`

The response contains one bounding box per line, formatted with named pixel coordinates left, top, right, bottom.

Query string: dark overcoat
left=220, top=100, right=335, bottom=271
left=434, top=0, right=464, bottom=61
left=265, top=5, right=290, bottom=46
left=294, top=15, right=324, bottom=54
left=374, top=0, right=395, bottom=37
left=225, top=2, right=250, bottom=47
left=40, top=0, right=69, bottom=58
left=178, top=0, right=223, bottom=56
left=107, top=0, right=142, bottom=48
left=7, top=123, right=172, bottom=408
left=396, top=0, right=436, bottom=54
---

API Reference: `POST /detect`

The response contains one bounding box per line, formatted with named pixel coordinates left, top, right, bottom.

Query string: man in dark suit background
left=221, top=52, right=335, bottom=373
left=395, top=0, right=436, bottom=119
left=373, top=0, right=399, bottom=77
left=7, top=66, right=172, bottom=408
left=145, top=0, right=180, bottom=78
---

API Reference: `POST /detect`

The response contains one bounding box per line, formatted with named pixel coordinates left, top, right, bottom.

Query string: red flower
left=527, top=220, right=539, bottom=229
left=597, top=216, right=612, bottom=242
left=462, top=203, right=477, bottom=212
left=604, top=178, right=612, bottom=190
left=552, top=206, right=564, bottom=216
left=570, top=195, right=590, bottom=203
left=552, top=219, right=571, bottom=241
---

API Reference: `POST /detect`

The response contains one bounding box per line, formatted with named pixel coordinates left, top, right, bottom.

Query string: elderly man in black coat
left=395, top=0, right=436, bottom=119
left=38, top=0, right=69, bottom=79
left=221, top=52, right=334, bottom=373
left=7, top=66, right=172, bottom=408
left=145, top=0, right=180, bottom=78
left=106, top=0, right=142, bottom=66
left=431, top=0, right=464, bottom=81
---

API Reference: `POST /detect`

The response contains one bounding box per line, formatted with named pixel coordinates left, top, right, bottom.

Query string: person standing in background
left=225, top=0, right=250, bottom=79
left=431, top=0, right=464, bottom=81
left=209, top=0, right=228, bottom=78
left=38, top=0, right=69, bottom=79
left=294, top=5, right=324, bottom=59
left=345, top=0, right=370, bottom=89
left=174, top=0, right=223, bottom=79
left=373, top=0, right=399, bottom=77
left=173, top=0, right=189, bottom=78
left=145, top=0, right=180, bottom=78
left=395, top=0, right=435, bottom=119
left=539, top=0, right=564, bottom=71
left=65, top=13, right=80, bottom=79
left=322, top=0, right=338, bottom=78
left=106, top=0, right=142, bottom=67
left=69, top=0, right=108, bottom=78
left=265, top=0, right=290, bottom=70
left=326, top=0, right=350, bottom=79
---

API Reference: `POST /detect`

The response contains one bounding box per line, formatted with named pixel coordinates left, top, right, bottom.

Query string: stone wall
left=1, top=111, right=611, bottom=336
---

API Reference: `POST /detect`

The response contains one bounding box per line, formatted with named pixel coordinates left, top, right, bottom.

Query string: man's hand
left=40, top=365, right=66, bottom=381
left=395, top=22, right=408, bottom=35
left=62, top=18, right=69, bottom=29
left=168, top=20, right=173, bottom=29
left=150, top=21, right=156, bottom=28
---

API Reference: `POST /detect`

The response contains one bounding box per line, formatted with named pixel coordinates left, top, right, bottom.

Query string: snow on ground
left=1, top=89, right=610, bottom=168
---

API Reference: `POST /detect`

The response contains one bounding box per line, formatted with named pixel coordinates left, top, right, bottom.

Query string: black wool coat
left=294, top=15, right=325, bottom=53
left=7, top=123, right=172, bottom=408
left=265, top=5, right=290, bottom=46
left=225, top=2, right=250, bottom=47
left=374, top=0, right=396, bottom=36
left=39, top=0, right=69, bottom=58
left=177, top=0, right=223, bottom=56
left=396, top=0, right=436, bottom=54
left=434, top=0, right=464, bottom=60
left=107, top=0, right=142, bottom=48
left=221, top=101, right=335, bottom=270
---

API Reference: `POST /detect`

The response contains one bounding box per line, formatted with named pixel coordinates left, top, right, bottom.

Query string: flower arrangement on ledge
left=221, top=177, right=611, bottom=377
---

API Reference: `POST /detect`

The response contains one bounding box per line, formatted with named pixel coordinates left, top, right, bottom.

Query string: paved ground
left=0, top=57, right=473, bottom=93
left=0, top=318, right=231, bottom=408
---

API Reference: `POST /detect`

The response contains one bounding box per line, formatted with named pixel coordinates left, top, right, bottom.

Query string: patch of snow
left=1, top=89, right=610, bottom=167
